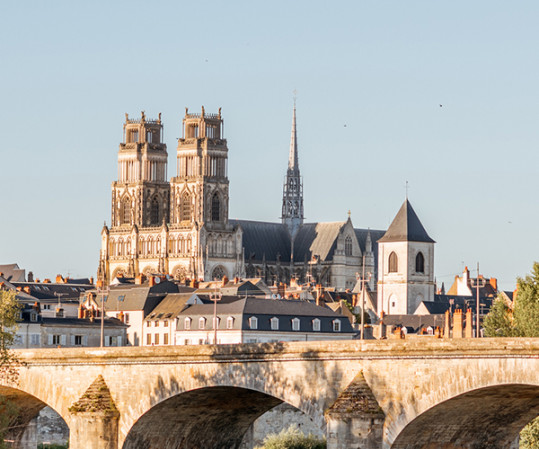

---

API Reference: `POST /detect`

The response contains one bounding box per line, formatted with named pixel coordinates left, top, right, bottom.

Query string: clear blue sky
left=1, top=1, right=538, bottom=290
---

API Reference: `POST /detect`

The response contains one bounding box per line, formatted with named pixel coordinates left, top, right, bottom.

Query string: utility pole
left=469, top=262, right=485, bottom=338
left=210, top=287, right=222, bottom=344
left=356, top=255, right=372, bottom=340
left=97, top=283, right=110, bottom=348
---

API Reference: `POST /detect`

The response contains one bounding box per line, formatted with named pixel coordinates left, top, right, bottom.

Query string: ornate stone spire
left=282, top=102, right=304, bottom=240
left=288, top=103, right=299, bottom=173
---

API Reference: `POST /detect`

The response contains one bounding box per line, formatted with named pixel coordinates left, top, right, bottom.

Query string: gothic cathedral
left=98, top=105, right=436, bottom=317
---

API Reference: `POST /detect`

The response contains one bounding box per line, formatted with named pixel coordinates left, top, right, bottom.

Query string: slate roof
left=178, top=297, right=354, bottom=333
left=383, top=314, right=445, bottom=333
left=232, top=220, right=292, bottom=263
left=146, top=293, right=194, bottom=320
left=0, top=264, right=26, bottom=282
left=12, top=282, right=92, bottom=301
left=41, top=317, right=127, bottom=328
left=293, top=222, right=345, bottom=262
left=378, top=200, right=434, bottom=243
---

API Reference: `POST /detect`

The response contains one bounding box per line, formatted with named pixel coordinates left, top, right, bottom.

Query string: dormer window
left=199, top=317, right=206, bottom=330
left=227, top=316, right=234, bottom=329
left=291, top=318, right=300, bottom=331
left=270, top=317, right=279, bottom=330
left=184, top=318, right=192, bottom=330
left=333, top=319, right=341, bottom=332
left=30, top=312, right=38, bottom=322
left=249, top=316, right=258, bottom=330
left=312, top=318, right=321, bottom=332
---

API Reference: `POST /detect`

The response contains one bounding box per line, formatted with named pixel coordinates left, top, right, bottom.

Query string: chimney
left=489, top=278, right=497, bottom=291
left=33, top=301, right=40, bottom=313
left=43, top=278, right=51, bottom=283
left=24, top=286, right=31, bottom=294
left=96, top=279, right=104, bottom=289
left=222, top=276, right=229, bottom=287
left=453, top=309, right=463, bottom=338
left=234, top=276, right=239, bottom=284
left=89, top=277, right=94, bottom=285
left=78, top=305, right=84, bottom=319
left=118, top=311, right=125, bottom=323
left=149, top=276, right=156, bottom=287
left=135, top=274, right=146, bottom=285
left=444, top=309, right=451, bottom=338
left=55, top=307, right=64, bottom=318
left=465, top=308, right=473, bottom=338
left=27, top=271, right=34, bottom=282
left=55, top=274, right=64, bottom=283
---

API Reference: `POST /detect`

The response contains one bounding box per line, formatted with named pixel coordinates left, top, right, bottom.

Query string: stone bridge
left=1, top=338, right=538, bottom=449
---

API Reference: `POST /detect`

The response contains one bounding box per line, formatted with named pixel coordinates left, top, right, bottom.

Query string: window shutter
left=117, top=336, right=123, bottom=347
left=105, top=336, right=110, bottom=347
left=48, top=334, right=53, bottom=346
left=70, top=335, right=75, bottom=346
left=83, top=335, right=88, bottom=346
left=60, top=335, right=67, bottom=346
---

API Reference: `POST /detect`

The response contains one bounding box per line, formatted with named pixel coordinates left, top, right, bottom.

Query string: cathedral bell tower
left=281, top=103, right=304, bottom=239
left=170, top=106, right=229, bottom=228
left=111, top=111, right=170, bottom=228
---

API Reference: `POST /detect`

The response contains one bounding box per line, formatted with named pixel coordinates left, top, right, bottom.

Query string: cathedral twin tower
left=99, top=106, right=302, bottom=285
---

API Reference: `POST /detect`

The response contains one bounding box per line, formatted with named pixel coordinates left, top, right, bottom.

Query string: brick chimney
left=149, top=276, right=156, bottom=287
left=55, top=274, right=64, bottom=283
left=444, top=309, right=451, bottom=338
left=453, top=309, right=463, bottom=338
left=489, top=278, right=497, bottom=291
left=222, top=276, right=229, bottom=287
left=135, top=274, right=146, bottom=285
left=465, top=308, right=473, bottom=338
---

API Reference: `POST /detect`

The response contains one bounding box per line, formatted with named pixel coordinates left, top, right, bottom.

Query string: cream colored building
left=377, top=200, right=435, bottom=315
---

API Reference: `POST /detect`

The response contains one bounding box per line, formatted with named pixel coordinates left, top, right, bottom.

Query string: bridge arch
left=118, top=360, right=332, bottom=449
left=0, top=385, right=69, bottom=446
left=370, top=355, right=539, bottom=448
left=122, top=385, right=287, bottom=449
left=391, top=383, right=539, bottom=448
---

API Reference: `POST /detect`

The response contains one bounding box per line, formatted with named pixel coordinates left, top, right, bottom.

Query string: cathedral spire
left=288, top=102, right=299, bottom=172
left=282, top=101, right=304, bottom=239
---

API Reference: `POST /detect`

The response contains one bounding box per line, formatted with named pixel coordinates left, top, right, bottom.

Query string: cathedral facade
left=98, top=106, right=434, bottom=300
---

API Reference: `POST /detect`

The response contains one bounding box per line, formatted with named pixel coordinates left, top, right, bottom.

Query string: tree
left=255, top=425, right=326, bottom=449
left=513, top=263, right=539, bottom=337
left=0, top=290, right=21, bottom=382
left=483, top=296, right=514, bottom=337
left=0, top=290, right=21, bottom=449
left=482, top=263, right=539, bottom=448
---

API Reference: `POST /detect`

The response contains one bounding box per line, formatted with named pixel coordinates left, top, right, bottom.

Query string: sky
left=1, top=1, right=538, bottom=290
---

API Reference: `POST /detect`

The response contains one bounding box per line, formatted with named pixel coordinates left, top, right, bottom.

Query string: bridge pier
left=325, top=371, right=385, bottom=449
left=68, top=375, right=119, bottom=449
left=69, top=411, right=119, bottom=449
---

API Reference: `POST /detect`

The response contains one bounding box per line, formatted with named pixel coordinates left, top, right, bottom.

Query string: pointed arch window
left=416, top=252, right=425, bottom=273
left=388, top=252, right=398, bottom=273
left=181, top=192, right=191, bottom=222
left=345, top=236, right=353, bottom=256
left=211, top=192, right=221, bottom=222
left=120, top=196, right=131, bottom=225
left=150, top=197, right=160, bottom=226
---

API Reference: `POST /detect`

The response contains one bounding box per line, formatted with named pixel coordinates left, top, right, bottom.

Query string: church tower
left=377, top=200, right=435, bottom=315
left=281, top=103, right=304, bottom=239
left=111, top=111, right=169, bottom=228
left=169, top=107, right=242, bottom=281
left=170, top=107, right=229, bottom=228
